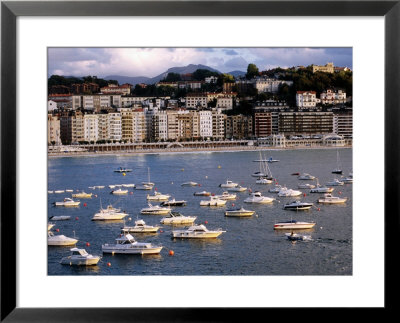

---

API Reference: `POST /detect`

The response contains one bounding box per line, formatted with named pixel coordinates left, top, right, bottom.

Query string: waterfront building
left=278, top=111, right=334, bottom=136
left=47, top=113, right=61, bottom=145
left=199, top=110, right=213, bottom=139
left=333, top=111, right=353, bottom=139
left=97, top=113, right=109, bottom=141
left=120, top=108, right=134, bottom=142
left=312, top=62, right=334, bottom=73
left=83, top=113, right=99, bottom=142
left=146, top=109, right=168, bottom=142
left=320, top=89, right=346, bottom=105
left=226, top=114, right=253, bottom=139
left=254, top=112, right=273, bottom=138
left=296, top=91, right=319, bottom=108
left=132, top=109, right=147, bottom=142
left=108, top=112, right=122, bottom=142
left=211, top=108, right=226, bottom=140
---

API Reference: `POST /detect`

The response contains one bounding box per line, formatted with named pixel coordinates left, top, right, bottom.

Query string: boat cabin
left=70, top=248, right=88, bottom=256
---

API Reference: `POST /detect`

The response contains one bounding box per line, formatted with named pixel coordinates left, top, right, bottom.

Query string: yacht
left=141, top=167, right=155, bottom=186
left=219, top=180, right=239, bottom=188
left=141, top=203, right=172, bottom=215
left=256, top=177, right=273, bottom=184
left=215, top=191, right=237, bottom=200
left=278, top=188, right=302, bottom=197
left=48, top=231, right=78, bottom=246
left=274, top=220, right=316, bottom=230
left=71, top=191, right=93, bottom=198
left=224, top=207, right=255, bottom=217
left=110, top=188, right=128, bottom=195
left=146, top=192, right=171, bottom=201
left=53, top=198, right=80, bottom=207
left=226, top=185, right=247, bottom=192
left=341, top=176, right=353, bottom=184
left=160, top=212, right=197, bottom=225
left=48, top=222, right=55, bottom=231
left=193, top=191, right=211, bottom=196
left=244, top=191, right=275, bottom=204
left=297, top=173, right=316, bottom=180
left=317, top=193, right=348, bottom=204
left=54, top=190, right=65, bottom=194
left=286, top=232, right=313, bottom=241
left=135, top=184, right=153, bottom=190
left=114, top=168, right=132, bottom=173
left=49, top=215, right=71, bottom=221
left=199, top=196, right=227, bottom=206
left=121, top=219, right=159, bottom=233
left=298, top=183, right=316, bottom=189
left=310, top=185, right=334, bottom=193
left=60, top=248, right=101, bottom=266
left=92, top=203, right=128, bottom=221
left=102, top=233, right=163, bottom=255
left=160, top=199, right=187, bottom=207
left=181, top=181, right=199, bottom=186
left=269, top=185, right=285, bottom=193
left=121, top=184, right=135, bottom=188
left=326, top=178, right=344, bottom=186
left=283, top=201, right=313, bottom=211
left=171, top=224, right=226, bottom=239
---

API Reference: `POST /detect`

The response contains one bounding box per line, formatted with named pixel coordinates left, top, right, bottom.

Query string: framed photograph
left=1, top=0, right=397, bottom=321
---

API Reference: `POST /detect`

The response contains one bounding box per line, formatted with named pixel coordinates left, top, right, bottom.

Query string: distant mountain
left=227, top=70, right=246, bottom=77
left=104, top=64, right=221, bottom=85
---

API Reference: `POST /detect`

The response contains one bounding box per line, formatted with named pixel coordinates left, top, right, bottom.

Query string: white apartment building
left=320, top=89, right=346, bottom=105
left=253, top=78, right=293, bottom=93
left=132, top=109, right=147, bottom=142
left=47, top=114, right=61, bottom=144
left=296, top=91, right=319, bottom=108
left=83, top=114, right=99, bottom=142
left=185, top=94, right=208, bottom=108
left=216, top=97, right=233, bottom=111
left=205, top=76, right=218, bottom=84
left=97, top=114, right=109, bottom=141
left=72, top=94, right=122, bottom=110
left=333, top=112, right=353, bottom=138
left=211, top=108, right=226, bottom=139
left=199, top=110, right=213, bottom=138
left=108, top=112, right=122, bottom=141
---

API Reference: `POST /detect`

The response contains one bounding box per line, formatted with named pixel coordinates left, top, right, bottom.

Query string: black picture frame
left=1, top=1, right=398, bottom=321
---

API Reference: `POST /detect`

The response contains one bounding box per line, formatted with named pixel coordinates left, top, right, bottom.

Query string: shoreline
left=48, top=145, right=352, bottom=158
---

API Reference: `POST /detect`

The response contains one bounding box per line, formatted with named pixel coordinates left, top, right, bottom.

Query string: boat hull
left=274, top=223, right=315, bottom=230
left=172, top=232, right=223, bottom=239
left=92, top=214, right=127, bottom=221
left=318, top=199, right=347, bottom=204
left=224, top=211, right=254, bottom=217
left=141, top=210, right=171, bottom=215
left=283, top=206, right=312, bottom=211
left=48, top=239, right=78, bottom=246
left=102, top=246, right=162, bottom=255
left=60, top=256, right=100, bottom=266
left=161, top=219, right=196, bottom=225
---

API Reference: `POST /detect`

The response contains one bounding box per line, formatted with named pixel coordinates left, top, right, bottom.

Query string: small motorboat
left=141, top=203, right=172, bottom=215
left=331, top=169, right=343, bottom=175
left=181, top=181, right=198, bottom=186
left=160, top=212, right=197, bottom=225
left=53, top=198, right=80, bottom=207
left=278, top=188, right=302, bottom=197
left=147, top=192, right=171, bottom=201
left=60, top=248, right=101, bottom=266
left=49, top=215, right=71, bottom=221
left=160, top=199, right=187, bottom=206
left=297, top=173, right=316, bottom=180
left=251, top=171, right=270, bottom=178
left=114, top=168, right=132, bottom=173
left=72, top=191, right=93, bottom=198
left=92, top=204, right=128, bottom=221
left=286, top=232, right=312, bottom=241
left=341, top=176, right=353, bottom=184
left=48, top=231, right=78, bottom=246
left=110, top=188, right=129, bottom=195
left=317, top=193, right=348, bottom=204
left=193, top=191, right=211, bottom=196
left=224, top=207, right=255, bottom=217
left=326, top=178, right=344, bottom=186
left=54, top=190, right=65, bottom=194
left=274, top=220, right=316, bottom=230
left=215, top=191, right=237, bottom=200
left=291, top=172, right=300, bottom=176
left=65, top=189, right=73, bottom=193
left=94, top=185, right=105, bottom=189
left=244, top=192, right=275, bottom=204
left=226, top=185, right=247, bottom=192
left=135, top=184, right=153, bottom=190
left=199, top=196, right=227, bottom=206
left=298, top=183, right=316, bottom=189
left=48, top=190, right=54, bottom=194
left=253, top=157, right=279, bottom=163
left=121, top=219, right=159, bottom=233
left=108, top=185, right=116, bottom=189
left=171, top=224, right=226, bottom=239
left=102, top=233, right=163, bottom=255
left=256, top=177, right=273, bottom=184
left=122, top=184, right=135, bottom=188
left=283, top=201, right=313, bottom=211
left=219, top=180, right=239, bottom=188
left=310, top=185, right=334, bottom=193
left=269, top=185, right=284, bottom=193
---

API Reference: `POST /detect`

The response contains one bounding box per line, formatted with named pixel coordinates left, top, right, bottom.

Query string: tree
left=246, top=64, right=259, bottom=79
left=163, top=73, right=181, bottom=82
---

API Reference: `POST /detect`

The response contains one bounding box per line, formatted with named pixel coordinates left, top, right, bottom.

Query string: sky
left=48, top=47, right=352, bottom=78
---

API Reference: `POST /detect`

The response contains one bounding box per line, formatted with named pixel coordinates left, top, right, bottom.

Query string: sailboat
left=332, top=150, right=343, bottom=174
left=252, top=151, right=273, bottom=179
left=141, top=167, right=155, bottom=186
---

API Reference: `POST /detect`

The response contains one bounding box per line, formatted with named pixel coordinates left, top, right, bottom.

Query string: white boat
left=122, top=184, right=135, bottom=188
left=244, top=191, right=275, bottom=204
left=286, top=232, right=313, bottom=241
left=71, top=191, right=93, bottom=198
left=53, top=198, right=80, bottom=207
left=147, top=192, right=171, bottom=201
left=141, top=167, right=155, bottom=186
left=256, top=177, right=273, bottom=184
left=274, top=220, right=316, bottom=230
left=253, top=157, right=279, bottom=163
left=224, top=207, right=255, bottom=217
left=160, top=199, right=187, bottom=206
left=48, top=231, right=78, bottom=246
left=215, top=191, right=237, bottom=200
left=49, top=215, right=71, bottom=221
left=283, top=201, right=313, bottom=211
left=252, top=151, right=274, bottom=179
left=331, top=150, right=343, bottom=174
left=199, top=196, right=227, bottom=206
left=110, top=188, right=128, bottom=195
left=94, top=185, right=105, bottom=189
left=341, top=176, right=353, bottom=184
left=135, top=184, right=153, bottom=190
left=102, top=233, right=163, bottom=255
left=108, top=185, right=116, bottom=189
left=114, top=168, right=132, bottom=173
left=160, top=212, right=197, bottom=225
left=298, top=183, right=316, bottom=189
left=226, top=185, right=247, bottom=192
left=310, top=179, right=334, bottom=193
left=172, top=224, right=226, bottom=239
left=66, top=189, right=73, bottom=193
left=317, top=193, right=348, bottom=204
left=219, top=180, right=239, bottom=188
left=54, top=190, right=65, bottom=194
left=326, top=178, right=344, bottom=186
left=48, top=222, right=55, bottom=231
left=193, top=191, right=211, bottom=196
left=92, top=203, right=128, bottom=221
left=297, top=173, right=316, bottom=180
left=141, top=203, right=172, bottom=215
left=48, top=190, right=53, bottom=194
left=278, top=188, right=302, bottom=197
left=269, top=185, right=284, bottom=193
left=122, top=219, right=159, bottom=233
left=181, top=181, right=198, bottom=186
left=60, top=248, right=101, bottom=266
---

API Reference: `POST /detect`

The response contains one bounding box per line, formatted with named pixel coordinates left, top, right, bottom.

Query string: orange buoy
left=169, top=250, right=174, bottom=256
left=204, top=220, right=208, bottom=224
left=75, top=217, right=79, bottom=220
left=56, top=228, right=60, bottom=232
left=317, top=208, right=321, bottom=211
left=107, top=262, right=111, bottom=267
left=86, top=242, right=90, bottom=247
left=160, top=230, right=163, bottom=233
